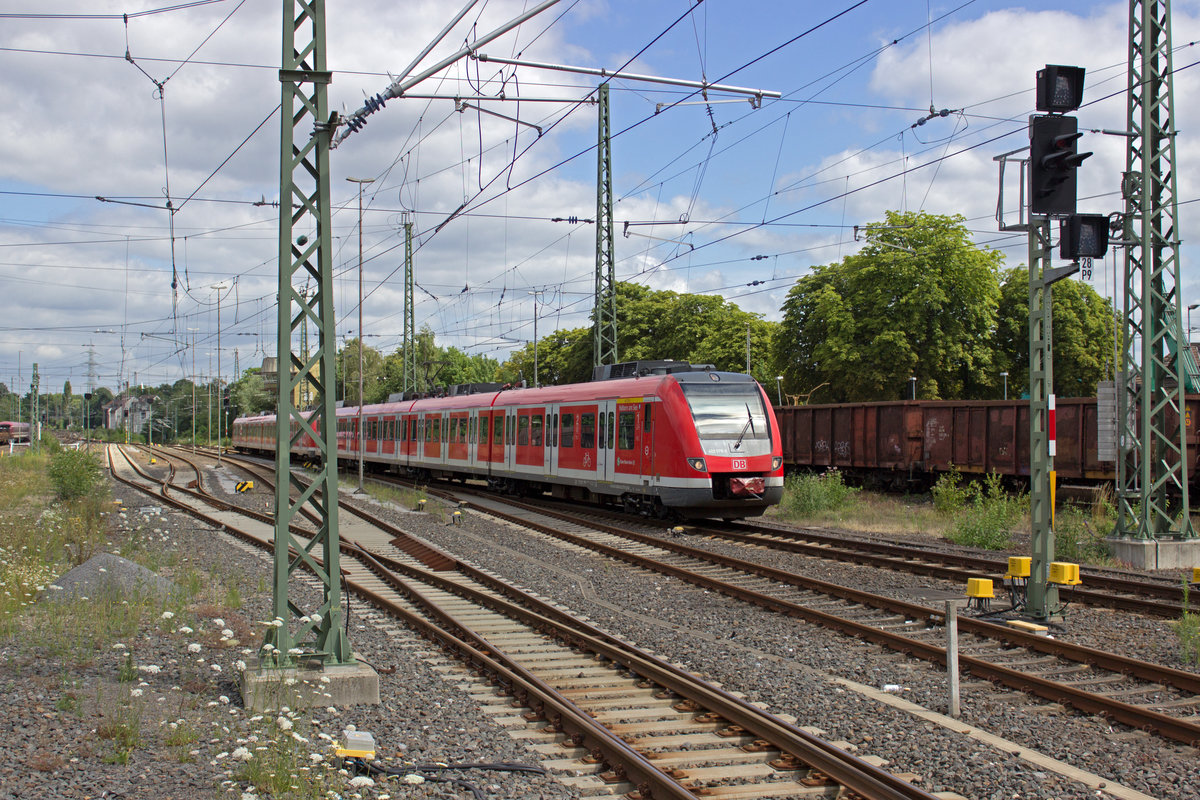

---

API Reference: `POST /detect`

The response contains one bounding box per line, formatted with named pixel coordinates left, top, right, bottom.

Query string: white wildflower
left=276, top=716, right=294, bottom=731
left=177, top=626, right=193, bottom=635
left=129, top=688, right=143, bottom=697
left=138, top=665, right=161, bottom=675
left=219, top=695, right=230, bottom=704
left=287, top=648, right=303, bottom=656
left=235, top=660, right=246, bottom=671
left=348, top=776, right=375, bottom=788
left=187, top=643, right=202, bottom=653
left=309, top=753, right=324, bottom=763
left=402, top=774, right=425, bottom=785
left=232, top=746, right=252, bottom=762
left=211, top=664, right=222, bottom=673
left=221, top=629, right=234, bottom=638
left=161, top=611, right=175, bottom=620
left=112, top=643, right=126, bottom=650
left=212, top=618, right=225, bottom=627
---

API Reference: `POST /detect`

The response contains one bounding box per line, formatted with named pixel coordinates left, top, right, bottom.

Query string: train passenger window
left=451, top=418, right=460, bottom=443
left=531, top=414, right=543, bottom=447
left=469, top=417, right=477, bottom=444
left=506, top=414, right=513, bottom=444
left=479, top=416, right=488, bottom=444
left=433, top=418, right=442, bottom=442
left=580, top=413, right=594, bottom=447
left=552, top=413, right=558, bottom=446
left=608, top=411, right=615, bottom=449
left=494, top=415, right=503, bottom=445
left=618, top=411, right=636, bottom=450
left=597, top=412, right=605, bottom=448
left=410, top=419, right=417, bottom=441
left=561, top=413, right=574, bottom=448
left=644, top=403, right=652, bottom=432
left=518, top=415, right=530, bottom=446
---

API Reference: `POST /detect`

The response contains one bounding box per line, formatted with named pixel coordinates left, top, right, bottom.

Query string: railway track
left=109, top=445, right=941, bottom=800
left=710, top=520, right=1191, bottom=619
left=443, top=493, right=1200, bottom=748
left=177, top=449, right=1200, bottom=740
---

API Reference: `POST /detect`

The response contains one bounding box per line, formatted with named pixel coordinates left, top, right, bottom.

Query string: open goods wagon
left=775, top=397, right=1200, bottom=490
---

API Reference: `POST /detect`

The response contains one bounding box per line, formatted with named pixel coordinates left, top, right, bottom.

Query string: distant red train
left=775, top=396, right=1197, bottom=490
left=0, top=421, right=31, bottom=445
left=232, top=362, right=784, bottom=519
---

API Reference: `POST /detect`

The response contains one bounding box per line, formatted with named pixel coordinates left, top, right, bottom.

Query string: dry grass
left=767, top=485, right=953, bottom=539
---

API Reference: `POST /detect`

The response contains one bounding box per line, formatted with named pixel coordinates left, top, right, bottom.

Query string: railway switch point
left=1006, top=619, right=1050, bottom=636
left=1006, top=556, right=1031, bottom=578
left=240, top=655, right=380, bottom=713
left=335, top=729, right=376, bottom=760
left=1048, top=562, right=1082, bottom=586
left=966, top=578, right=993, bottom=612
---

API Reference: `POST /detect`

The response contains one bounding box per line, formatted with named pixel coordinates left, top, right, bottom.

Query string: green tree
left=994, top=266, right=1117, bottom=398
left=774, top=211, right=1004, bottom=402
left=337, top=338, right=386, bottom=404
left=230, top=371, right=273, bottom=417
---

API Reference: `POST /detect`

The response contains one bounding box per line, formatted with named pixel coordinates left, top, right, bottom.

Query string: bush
left=932, top=465, right=971, bottom=514
left=47, top=449, right=102, bottom=501
left=946, top=472, right=1022, bottom=550
left=39, top=432, right=62, bottom=453
left=782, top=470, right=859, bottom=516
left=1054, top=505, right=1112, bottom=564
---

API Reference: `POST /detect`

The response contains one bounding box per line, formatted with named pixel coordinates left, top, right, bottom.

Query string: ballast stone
left=43, top=552, right=181, bottom=603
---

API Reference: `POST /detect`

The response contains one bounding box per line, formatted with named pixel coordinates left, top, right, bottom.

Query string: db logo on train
left=731, top=458, right=747, bottom=470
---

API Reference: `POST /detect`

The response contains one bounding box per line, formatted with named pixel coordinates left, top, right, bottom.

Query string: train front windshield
left=679, top=382, right=770, bottom=456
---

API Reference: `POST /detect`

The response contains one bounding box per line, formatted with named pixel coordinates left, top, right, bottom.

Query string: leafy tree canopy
left=774, top=211, right=1004, bottom=402
left=994, top=266, right=1116, bottom=398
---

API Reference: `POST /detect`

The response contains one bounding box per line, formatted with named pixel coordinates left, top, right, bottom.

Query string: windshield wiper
left=733, top=403, right=755, bottom=450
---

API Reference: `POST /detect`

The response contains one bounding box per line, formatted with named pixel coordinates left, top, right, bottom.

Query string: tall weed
left=946, top=472, right=1023, bottom=550
left=1173, top=581, right=1200, bottom=666
left=782, top=470, right=859, bottom=517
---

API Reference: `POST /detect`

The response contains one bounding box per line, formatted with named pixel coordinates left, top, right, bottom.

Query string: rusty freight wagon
left=775, top=397, right=1200, bottom=491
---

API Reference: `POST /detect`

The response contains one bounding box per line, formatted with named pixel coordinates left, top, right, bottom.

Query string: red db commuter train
left=0, top=421, right=31, bottom=445
left=232, top=362, right=784, bottom=519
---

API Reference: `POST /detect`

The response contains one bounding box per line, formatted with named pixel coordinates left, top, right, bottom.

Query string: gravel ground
left=352, top=488, right=1199, bottom=800
left=32, top=447, right=1193, bottom=800
left=0, top=460, right=577, bottom=800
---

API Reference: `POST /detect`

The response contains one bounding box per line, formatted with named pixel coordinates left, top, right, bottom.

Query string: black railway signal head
left=1030, top=115, right=1092, bottom=216
left=1036, top=65, right=1086, bottom=112
left=1060, top=214, right=1109, bottom=260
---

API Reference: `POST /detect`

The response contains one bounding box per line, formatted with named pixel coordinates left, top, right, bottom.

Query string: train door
left=546, top=405, right=557, bottom=475
left=614, top=400, right=643, bottom=479
left=643, top=400, right=655, bottom=479
left=596, top=400, right=613, bottom=482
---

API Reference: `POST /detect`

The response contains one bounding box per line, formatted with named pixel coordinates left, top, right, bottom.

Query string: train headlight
left=772, top=456, right=783, bottom=471
left=687, top=457, right=707, bottom=472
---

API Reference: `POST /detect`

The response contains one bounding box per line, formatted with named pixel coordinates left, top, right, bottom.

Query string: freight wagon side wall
left=779, top=396, right=1150, bottom=485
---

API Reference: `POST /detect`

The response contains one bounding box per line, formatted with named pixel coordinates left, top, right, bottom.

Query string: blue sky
left=2, top=0, right=1197, bottom=397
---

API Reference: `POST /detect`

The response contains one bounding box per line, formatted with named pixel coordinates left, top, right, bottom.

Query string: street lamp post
left=211, top=283, right=230, bottom=464
left=347, top=177, right=375, bottom=492
left=188, top=327, right=198, bottom=453
left=1000, top=371, right=1009, bottom=401
left=909, top=376, right=917, bottom=400
left=775, top=376, right=783, bottom=406
left=1189, top=303, right=1198, bottom=345
left=528, top=290, right=544, bottom=387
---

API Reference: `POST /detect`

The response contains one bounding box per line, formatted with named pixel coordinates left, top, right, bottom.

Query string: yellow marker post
left=1049, top=470, right=1056, bottom=528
